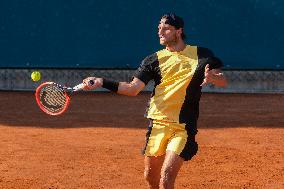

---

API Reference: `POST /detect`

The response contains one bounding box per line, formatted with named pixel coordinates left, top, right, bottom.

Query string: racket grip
left=73, top=80, right=95, bottom=91
left=73, top=83, right=86, bottom=91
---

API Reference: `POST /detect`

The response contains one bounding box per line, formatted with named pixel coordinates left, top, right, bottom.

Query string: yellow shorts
left=142, top=120, right=198, bottom=161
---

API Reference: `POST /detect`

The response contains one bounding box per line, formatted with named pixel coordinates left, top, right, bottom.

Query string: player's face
left=158, top=19, right=180, bottom=46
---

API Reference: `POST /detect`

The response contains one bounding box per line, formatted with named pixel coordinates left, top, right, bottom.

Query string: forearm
left=96, top=78, right=144, bottom=96
left=83, top=77, right=145, bottom=96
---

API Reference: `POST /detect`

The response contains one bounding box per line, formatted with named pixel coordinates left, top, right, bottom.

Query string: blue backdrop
left=0, top=0, right=283, bottom=69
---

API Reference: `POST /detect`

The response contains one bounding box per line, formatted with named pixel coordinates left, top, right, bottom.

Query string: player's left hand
left=200, top=64, right=223, bottom=86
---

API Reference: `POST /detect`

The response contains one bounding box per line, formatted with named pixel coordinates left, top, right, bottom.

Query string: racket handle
left=73, top=83, right=86, bottom=91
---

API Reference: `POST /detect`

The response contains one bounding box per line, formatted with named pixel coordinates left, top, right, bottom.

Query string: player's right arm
left=83, top=77, right=145, bottom=96
left=83, top=54, right=156, bottom=96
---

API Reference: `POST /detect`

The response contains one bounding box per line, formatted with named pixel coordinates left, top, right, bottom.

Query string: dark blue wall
left=0, top=0, right=283, bottom=69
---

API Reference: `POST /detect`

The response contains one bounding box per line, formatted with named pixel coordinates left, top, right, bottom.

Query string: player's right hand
left=83, top=77, right=103, bottom=90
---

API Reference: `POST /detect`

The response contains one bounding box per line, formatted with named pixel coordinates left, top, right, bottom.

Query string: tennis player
left=83, top=13, right=227, bottom=189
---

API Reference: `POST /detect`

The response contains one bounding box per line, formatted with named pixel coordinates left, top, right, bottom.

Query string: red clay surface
left=0, top=92, right=283, bottom=189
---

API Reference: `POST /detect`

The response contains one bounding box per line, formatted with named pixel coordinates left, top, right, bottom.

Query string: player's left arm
left=201, top=64, right=228, bottom=87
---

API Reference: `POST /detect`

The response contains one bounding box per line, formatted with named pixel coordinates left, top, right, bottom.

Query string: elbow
left=218, top=79, right=228, bottom=88
left=127, top=84, right=143, bottom=96
left=215, top=74, right=228, bottom=88
left=119, top=88, right=140, bottom=97
left=127, top=89, right=140, bottom=97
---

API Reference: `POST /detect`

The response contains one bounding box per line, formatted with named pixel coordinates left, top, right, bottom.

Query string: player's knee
left=160, top=169, right=176, bottom=188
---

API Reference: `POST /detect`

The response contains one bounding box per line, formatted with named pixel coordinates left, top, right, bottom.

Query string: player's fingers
left=200, top=79, right=207, bottom=86
left=87, top=79, right=97, bottom=88
left=204, top=64, right=209, bottom=75
left=84, top=77, right=95, bottom=83
left=83, top=77, right=95, bottom=90
left=89, top=80, right=95, bottom=86
left=205, top=64, right=209, bottom=69
left=215, top=72, right=224, bottom=76
left=205, top=64, right=210, bottom=71
left=82, top=82, right=91, bottom=90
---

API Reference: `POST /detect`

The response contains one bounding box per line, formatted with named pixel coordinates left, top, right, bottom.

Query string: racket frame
left=35, top=82, right=72, bottom=116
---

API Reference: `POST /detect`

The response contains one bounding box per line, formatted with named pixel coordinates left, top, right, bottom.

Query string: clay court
left=0, top=92, right=283, bottom=189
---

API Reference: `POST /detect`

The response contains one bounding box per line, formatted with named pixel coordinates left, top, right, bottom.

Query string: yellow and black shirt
left=134, top=45, right=223, bottom=135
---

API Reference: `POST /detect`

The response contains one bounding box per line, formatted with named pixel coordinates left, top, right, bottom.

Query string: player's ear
left=176, top=28, right=183, bottom=37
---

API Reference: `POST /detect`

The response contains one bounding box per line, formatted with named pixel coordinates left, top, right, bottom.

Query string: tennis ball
left=31, top=71, right=41, bottom=82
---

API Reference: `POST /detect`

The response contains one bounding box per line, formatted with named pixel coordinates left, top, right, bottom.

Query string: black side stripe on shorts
left=179, top=123, right=198, bottom=161
left=141, top=120, right=153, bottom=155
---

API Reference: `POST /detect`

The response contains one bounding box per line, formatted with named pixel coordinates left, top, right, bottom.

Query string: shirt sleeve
left=197, top=47, right=223, bottom=70
left=207, top=56, right=223, bottom=70
left=133, top=53, right=157, bottom=85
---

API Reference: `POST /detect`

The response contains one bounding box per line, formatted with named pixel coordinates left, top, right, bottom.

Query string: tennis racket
left=35, top=81, right=93, bottom=116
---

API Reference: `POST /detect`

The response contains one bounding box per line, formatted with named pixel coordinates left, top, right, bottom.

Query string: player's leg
left=142, top=120, right=169, bottom=188
left=159, top=123, right=198, bottom=189
left=159, top=151, right=184, bottom=189
left=144, top=155, right=165, bottom=189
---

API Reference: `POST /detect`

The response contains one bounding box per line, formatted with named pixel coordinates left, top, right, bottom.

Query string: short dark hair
left=161, top=13, right=186, bottom=40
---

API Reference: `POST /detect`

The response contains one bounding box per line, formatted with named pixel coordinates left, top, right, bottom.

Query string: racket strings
left=39, top=84, right=67, bottom=113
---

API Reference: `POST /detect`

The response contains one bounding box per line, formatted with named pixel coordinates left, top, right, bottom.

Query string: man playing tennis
left=83, top=13, right=227, bottom=189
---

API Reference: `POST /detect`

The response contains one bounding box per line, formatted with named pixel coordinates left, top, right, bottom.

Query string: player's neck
left=166, top=41, right=186, bottom=52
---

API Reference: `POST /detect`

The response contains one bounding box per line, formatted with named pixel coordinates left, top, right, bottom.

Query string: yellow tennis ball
left=31, top=71, right=41, bottom=82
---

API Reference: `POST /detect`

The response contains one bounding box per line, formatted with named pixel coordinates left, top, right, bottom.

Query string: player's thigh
left=144, top=155, right=165, bottom=177
left=161, top=151, right=184, bottom=181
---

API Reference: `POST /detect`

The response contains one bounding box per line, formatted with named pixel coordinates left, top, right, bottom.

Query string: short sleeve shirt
left=134, top=45, right=223, bottom=133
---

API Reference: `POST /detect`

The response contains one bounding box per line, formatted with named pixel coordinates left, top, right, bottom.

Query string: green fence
left=0, top=0, right=283, bottom=69
left=1, top=69, right=283, bottom=93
